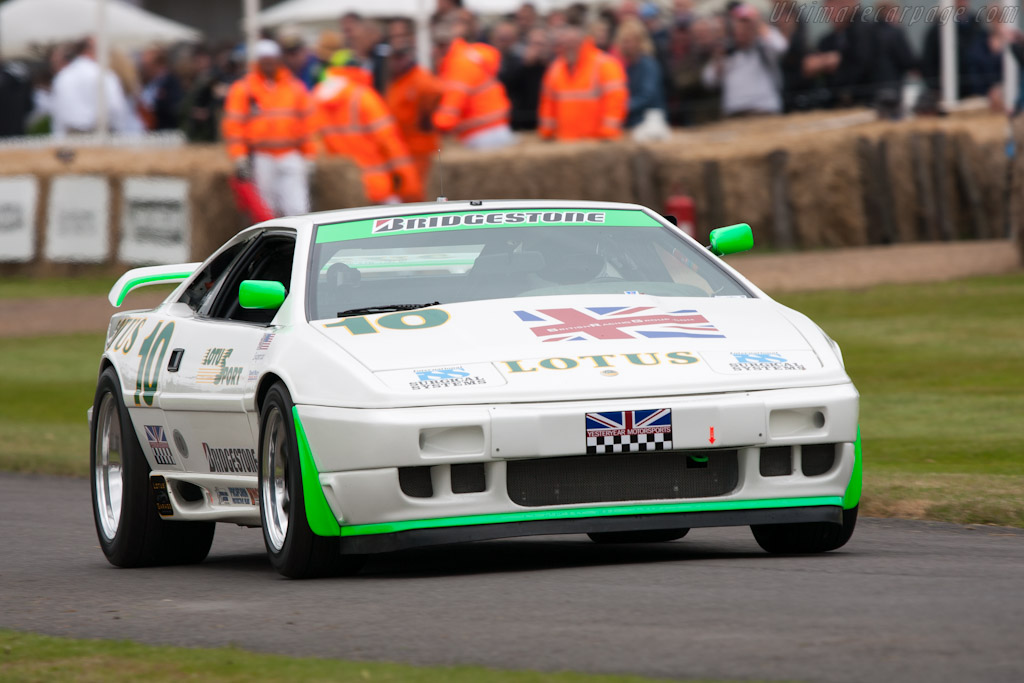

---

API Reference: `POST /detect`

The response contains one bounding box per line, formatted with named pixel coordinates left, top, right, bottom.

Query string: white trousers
left=253, top=151, right=310, bottom=217
left=461, top=124, right=516, bottom=150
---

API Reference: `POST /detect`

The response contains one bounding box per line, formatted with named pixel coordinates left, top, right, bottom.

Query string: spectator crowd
left=1, top=0, right=1022, bottom=212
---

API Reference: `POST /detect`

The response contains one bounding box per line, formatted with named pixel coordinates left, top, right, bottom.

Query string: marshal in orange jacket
left=313, top=67, right=423, bottom=203
left=385, top=64, right=443, bottom=190
left=222, top=68, right=316, bottom=159
left=538, top=38, right=627, bottom=141
left=432, top=38, right=510, bottom=141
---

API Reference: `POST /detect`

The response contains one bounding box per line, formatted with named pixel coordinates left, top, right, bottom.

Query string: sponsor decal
left=729, top=351, right=807, bottom=371
left=152, top=476, right=173, bottom=517
left=514, top=307, right=724, bottom=342
left=409, top=365, right=488, bottom=390
left=203, top=442, right=258, bottom=474
left=500, top=351, right=699, bottom=374
left=586, top=409, right=673, bottom=454
left=257, top=333, right=275, bottom=350
left=601, top=369, right=619, bottom=377
left=247, top=369, right=260, bottom=382
left=197, top=347, right=243, bottom=386
left=145, top=425, right=175, bottom=465
left=372, top=211, right=607, bottom=234
left=214, top=487, right=259, bottom=506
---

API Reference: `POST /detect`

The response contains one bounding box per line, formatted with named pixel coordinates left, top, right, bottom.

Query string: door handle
left=167, top=348, right=184, bottom=372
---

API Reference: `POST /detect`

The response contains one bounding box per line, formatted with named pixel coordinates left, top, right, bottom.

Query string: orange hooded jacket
left=432, top=38, right=510, bottom=141
left=222, top=67, right=316, bottom=159
left=313, top=67, right=423, bottom=203
left=385, top=64, right=443, bottom=186
left=538, top=38, right=627, bottom=141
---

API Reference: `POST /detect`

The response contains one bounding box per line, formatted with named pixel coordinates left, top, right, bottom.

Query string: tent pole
left=96, top=0, right=110, bottom=139
left=1002, top=0, right=1019, bottom=113
left=244, top=0, right=259, bottom=65
left=416, top=0, right=431, bottom=70
left=939, top=0, right=958, bottom=111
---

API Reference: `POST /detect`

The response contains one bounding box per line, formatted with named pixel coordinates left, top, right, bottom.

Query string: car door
left=158, top=230, right=296, bottom=477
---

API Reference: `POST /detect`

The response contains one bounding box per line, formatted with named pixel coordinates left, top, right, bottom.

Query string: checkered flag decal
left=585, top=409, right=673, bottom=454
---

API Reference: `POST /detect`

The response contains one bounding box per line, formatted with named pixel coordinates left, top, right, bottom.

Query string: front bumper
left=297, top=383, right=860, bottom=552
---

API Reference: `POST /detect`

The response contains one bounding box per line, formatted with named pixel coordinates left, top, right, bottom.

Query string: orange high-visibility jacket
left=385, top=64, right=443, bottom=185
left=222, top=68, right=316, bottom=159
left=432, top=38, right=510, bottom=141
left=538, top=39, right=627, bottom=141
left=313, top=67, right=423, bottom=203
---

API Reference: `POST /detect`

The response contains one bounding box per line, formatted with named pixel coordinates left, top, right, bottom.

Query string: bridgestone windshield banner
left=315, top=209, right=664, bottom=243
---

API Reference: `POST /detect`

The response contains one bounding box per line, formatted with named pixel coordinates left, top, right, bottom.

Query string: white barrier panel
left=120, top=177, right=190, bottom=265
left=0, top=175, right=39, bottom=262
left=45, top=175, right=110, bottom=263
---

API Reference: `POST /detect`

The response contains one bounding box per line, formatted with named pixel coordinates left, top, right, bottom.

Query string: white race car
left=90, top=200, right=860, bottom=578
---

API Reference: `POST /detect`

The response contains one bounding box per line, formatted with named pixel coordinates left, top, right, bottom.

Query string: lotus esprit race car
left=89, top=199, right=861, bottom=577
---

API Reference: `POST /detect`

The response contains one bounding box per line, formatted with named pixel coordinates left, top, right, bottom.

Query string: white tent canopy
left=258, top=0, right=575, bottom=27
left=0, top=0, right=201, bottom=58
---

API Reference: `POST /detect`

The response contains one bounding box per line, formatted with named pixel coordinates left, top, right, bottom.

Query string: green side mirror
left=708, top=223, right=754, bottom=256
left=239, top=280, right=286, bottom=310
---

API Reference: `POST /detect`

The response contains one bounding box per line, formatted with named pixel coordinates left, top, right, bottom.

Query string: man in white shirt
left=51, top=38, right=131, bottom=136
left=701, top=4, right=788, bottom=116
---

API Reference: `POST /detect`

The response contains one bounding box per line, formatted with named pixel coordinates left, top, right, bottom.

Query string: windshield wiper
left=336, top=302, right=441, bottom=318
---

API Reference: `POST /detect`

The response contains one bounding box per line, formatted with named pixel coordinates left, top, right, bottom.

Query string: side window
left=205, top=234, right=296, bottom=324
left=178, top=236, right=255, bottom=311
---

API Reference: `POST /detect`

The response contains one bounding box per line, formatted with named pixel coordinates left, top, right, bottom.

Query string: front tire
left=259, top=383, right=364, bottom=578
left=588, top=528, right=690, bottom=544
left=751, top=506, right=858, bottom=554
left=90, top=366, right=214, bottom=567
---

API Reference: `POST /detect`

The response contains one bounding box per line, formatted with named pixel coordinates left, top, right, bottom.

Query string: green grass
left=0, top=274, right=1021, bottom=526
left=0, top=630, right=734, bottom=683
left=0, top=333, right=104, bottom=476
left=777, top=274, right=1024, bottom=525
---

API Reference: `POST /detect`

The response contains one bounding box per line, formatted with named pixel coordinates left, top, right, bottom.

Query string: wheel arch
left=255, top=372, right=288, bottom=414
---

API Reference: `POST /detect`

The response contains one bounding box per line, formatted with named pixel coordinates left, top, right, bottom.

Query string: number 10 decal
left=135, top=321, right=175, bottom=406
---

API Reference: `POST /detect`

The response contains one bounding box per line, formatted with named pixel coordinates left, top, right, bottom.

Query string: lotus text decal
left=501, top=351, right=699, bottom=373
left=197, top=347, right=243, bottom=386
left=515, top=306, right=724, bottom=341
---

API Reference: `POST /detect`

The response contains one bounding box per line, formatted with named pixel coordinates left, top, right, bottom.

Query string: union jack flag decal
left=515, top=307, right=724, bottom=342
left=585, top=409, right=673, bottom=454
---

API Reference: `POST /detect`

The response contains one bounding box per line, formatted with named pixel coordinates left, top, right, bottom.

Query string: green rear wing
left=108, top=263, right=201, bottom=307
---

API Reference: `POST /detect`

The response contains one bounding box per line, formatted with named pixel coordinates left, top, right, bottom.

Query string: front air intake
left=507, top=450, right=738, bottom=507
left=760, top=446, right=792, bottom=477
left=801, top=444, right=837, bottom=476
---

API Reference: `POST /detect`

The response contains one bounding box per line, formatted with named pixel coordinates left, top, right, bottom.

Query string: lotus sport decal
left=515, top=307, right=724, bottom=342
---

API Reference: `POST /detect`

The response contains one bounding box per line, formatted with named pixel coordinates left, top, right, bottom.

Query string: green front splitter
left=339, top=496, right=844, bottom=537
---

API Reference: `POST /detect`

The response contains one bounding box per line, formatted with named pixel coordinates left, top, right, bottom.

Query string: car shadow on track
left=355, top=537, right=773, bottom=579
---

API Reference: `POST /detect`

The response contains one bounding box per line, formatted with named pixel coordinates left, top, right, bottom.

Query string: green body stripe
left=292, top=407, right=341, bottom=537
left=842, top=426, right=863, bottom=510
left=339, top=496, right=844, bottom=537
left=115, top=272, right=193, bottom=306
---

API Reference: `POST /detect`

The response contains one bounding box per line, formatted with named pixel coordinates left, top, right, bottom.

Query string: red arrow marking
left=709, top=426, right=716, bottom=445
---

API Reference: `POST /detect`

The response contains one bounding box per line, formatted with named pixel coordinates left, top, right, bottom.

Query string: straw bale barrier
left=1, top=109, right=1020, bottom=276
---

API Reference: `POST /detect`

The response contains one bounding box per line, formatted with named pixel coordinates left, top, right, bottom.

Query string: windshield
left=307, top=208, right=752, bottom=321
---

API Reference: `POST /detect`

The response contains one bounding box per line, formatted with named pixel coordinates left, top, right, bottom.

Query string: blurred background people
left=501, top=26, right=550, bottom=131
left=539, top=21, right=627, bottom=140
left=222, top=39, right=315, bottom=217
left=386, top=18, right=443, bottom=193
left=702, top=4, right=787, bottom=117
left=278, top=25, right=320, bottom=90
left=615, top=16, right=667, bottom=130
left=140, top=46, right=184, bottom=130
left=314, top=59, right=422, bottom=204
left=432, top=21, right=514, bottom=149
left=804, top=0, right=877, bottom=108
left=341, top=12, right=390, bottom=93
left=51, top=37, right=132, bottom=136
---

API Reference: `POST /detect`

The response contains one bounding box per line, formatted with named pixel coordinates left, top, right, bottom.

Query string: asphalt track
left=3, top=473, right=1023, bottom=683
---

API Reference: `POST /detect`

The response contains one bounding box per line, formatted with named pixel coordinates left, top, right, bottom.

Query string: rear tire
left=751, top=506, right=858, bottom=554
left=90, top=366, right=215, bottom=567
left=588, top=528, right=690, bottom=544
left=259, top=382, right=365, bottom=578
